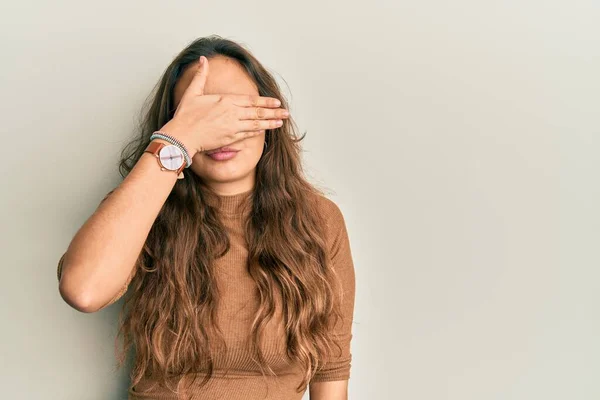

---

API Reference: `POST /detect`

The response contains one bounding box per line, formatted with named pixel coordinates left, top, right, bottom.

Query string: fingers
left=237, top=119, right=283, bottom=133
left=238, top=106, right=289, bottom=121
left=184, top=56, right=209, bottom=97
left=229, top=94, right=282, bottom=108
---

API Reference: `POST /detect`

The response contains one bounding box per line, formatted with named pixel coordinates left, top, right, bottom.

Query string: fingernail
left=199, top=56, right=204, bottom=65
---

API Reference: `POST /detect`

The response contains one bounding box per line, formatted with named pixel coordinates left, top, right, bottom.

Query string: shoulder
left=309, top=193, right=355, bottom=283
left=309, top=192, right=350, bottom=250
left=311, top=192, right=346, bottom=228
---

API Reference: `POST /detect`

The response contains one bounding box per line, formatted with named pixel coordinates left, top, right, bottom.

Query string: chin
left=203, top=167, right=252, bottom=181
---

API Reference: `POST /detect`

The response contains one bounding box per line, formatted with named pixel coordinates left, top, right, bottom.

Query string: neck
left=215, top=187, right=254, bottom=216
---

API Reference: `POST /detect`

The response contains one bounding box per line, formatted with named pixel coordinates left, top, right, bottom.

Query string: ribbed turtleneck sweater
left=57, top=188, right=356, bottom=400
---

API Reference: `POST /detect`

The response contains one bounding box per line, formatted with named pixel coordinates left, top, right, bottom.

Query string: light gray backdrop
left=1, top=1, right=599, bottom=399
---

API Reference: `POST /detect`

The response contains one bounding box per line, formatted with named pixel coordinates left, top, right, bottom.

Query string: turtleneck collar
left=215, top=187, right=254, bottom=217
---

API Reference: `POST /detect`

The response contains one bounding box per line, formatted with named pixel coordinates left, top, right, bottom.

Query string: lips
left=207, top=147, right=239, bottom=155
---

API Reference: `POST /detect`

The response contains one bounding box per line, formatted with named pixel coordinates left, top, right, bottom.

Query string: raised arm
left=57, top=139, right=181, bottom=313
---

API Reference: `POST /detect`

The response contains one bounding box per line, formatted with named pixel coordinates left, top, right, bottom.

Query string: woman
left=57, top=35, right=356, bottom=400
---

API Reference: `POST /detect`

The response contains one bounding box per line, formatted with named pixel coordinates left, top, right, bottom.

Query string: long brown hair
left=113, top=35, right=344, bottom=397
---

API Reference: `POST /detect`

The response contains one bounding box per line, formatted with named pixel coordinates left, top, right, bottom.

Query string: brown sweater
left=57, top=188, right=356, bottom=399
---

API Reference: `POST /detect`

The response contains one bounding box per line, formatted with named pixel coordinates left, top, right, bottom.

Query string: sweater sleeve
left=310, top=198, right=356, bottom=383
left=56, top=189, right=134, bottom=309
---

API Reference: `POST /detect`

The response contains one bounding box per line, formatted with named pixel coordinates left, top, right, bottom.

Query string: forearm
left=309, top=380, right=348, bottom=400
left=58, top=139, right=178, bottom=312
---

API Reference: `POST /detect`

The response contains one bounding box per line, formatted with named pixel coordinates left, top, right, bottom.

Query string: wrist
left=158, top=121, right=198, bottom=159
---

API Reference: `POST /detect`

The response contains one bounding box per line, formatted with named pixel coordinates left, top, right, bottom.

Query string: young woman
left=57, top=35, right=356, bottom=400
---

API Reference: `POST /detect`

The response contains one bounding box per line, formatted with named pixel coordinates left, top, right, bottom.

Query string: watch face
left=158, top=145, right=185, bottom=171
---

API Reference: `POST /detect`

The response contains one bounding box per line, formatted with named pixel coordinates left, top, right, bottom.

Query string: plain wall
left=1, top=1, right=599, bottom=399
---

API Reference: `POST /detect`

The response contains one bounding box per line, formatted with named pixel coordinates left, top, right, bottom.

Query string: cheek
left=245, top=131, right=266, bottom=155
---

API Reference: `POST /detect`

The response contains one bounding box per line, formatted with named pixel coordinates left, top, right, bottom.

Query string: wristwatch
left=144, top=141, right=185, bottom=179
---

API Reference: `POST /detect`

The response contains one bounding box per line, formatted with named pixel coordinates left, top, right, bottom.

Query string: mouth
left=205, top=147, right=240, bottom=161
left=206, top=147, right=239, bottom=155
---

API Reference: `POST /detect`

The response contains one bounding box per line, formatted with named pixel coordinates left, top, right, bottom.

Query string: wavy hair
left=112, top=35, right=345, bottom=397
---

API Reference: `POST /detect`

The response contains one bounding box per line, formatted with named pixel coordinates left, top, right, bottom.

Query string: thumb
left=186, top=56, right=209, bottom=96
